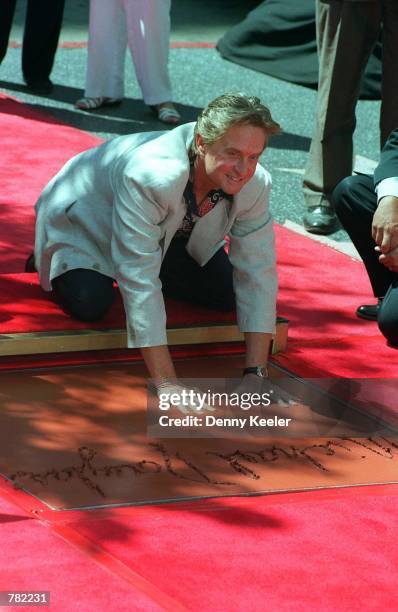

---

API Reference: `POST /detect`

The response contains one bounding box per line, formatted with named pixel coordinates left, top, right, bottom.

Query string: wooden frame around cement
left=0, top=318, right=288, bottom=357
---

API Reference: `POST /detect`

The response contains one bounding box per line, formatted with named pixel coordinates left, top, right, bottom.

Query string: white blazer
left=34, top=123, right=277, bottom=348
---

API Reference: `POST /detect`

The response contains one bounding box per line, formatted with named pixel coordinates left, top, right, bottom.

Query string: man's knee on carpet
left=52, top=269, right=115, bottom=322
left=63, top=292, right=113, bottom=322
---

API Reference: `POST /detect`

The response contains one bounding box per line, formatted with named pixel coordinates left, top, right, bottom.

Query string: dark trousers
left=52, top=237, right=235, bottom=323
left=333, top=175, right=398, bottom=345
left=0, top=0, right=65, bottom=82
left=303, top=0, right=398, bottom=209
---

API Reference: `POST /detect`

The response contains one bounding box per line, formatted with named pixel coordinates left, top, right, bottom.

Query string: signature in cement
left=9, top=437, right=398, bottom=498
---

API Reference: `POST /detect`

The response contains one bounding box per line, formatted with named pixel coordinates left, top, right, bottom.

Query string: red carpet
left=274, top=226, right=398, bottom=377
left=0, top=273, right=235, bottom=333
left=0, top=486, right=176, bottom=611
left=65, top=489, right=398, bottom=610
left=0, top=241, right=395, bottom=375
left=3, top=477, right=398, bottom=611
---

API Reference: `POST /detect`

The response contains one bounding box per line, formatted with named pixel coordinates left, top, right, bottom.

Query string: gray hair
left=192, top=92, right=281, bottom=154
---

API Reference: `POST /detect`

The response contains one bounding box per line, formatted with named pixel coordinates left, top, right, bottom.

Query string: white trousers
left=85, top=0, right=172, bottom=105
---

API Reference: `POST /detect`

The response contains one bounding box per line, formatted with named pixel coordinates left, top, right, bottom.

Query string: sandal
left=150, top=102, right=181, bottom=125
left=75, top=96, right=122, bottom=111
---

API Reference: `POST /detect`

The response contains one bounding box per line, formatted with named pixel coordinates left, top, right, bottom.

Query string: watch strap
left=243, top=366, right=268, bottom=378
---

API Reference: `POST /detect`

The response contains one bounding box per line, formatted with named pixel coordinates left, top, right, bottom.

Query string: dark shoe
left=303, top=206, right=339, bottom=235
left=356, top=298, right=383, bottom=321
left=25, top=78, right=53, bottom=95
left=25, top=253, right=36, bottom=273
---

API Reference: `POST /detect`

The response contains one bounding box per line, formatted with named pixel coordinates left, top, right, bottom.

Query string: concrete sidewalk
left=8, top=0, right=260, bottom=44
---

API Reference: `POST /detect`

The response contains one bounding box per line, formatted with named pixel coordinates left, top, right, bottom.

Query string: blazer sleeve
left=111, top=169, right=171, bottom=348
left=228, top=171, right=277, bottom=334
left=374, top=128, right=398, bottom=186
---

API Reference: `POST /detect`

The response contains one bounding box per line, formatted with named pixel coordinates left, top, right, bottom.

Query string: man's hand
left=233, top=375, right=300, bottom=411
left=372, top=196, right=398, bottom=253
left=233, top=374, right=265, bottom=410
left=376, top=244, right=398, bottom=273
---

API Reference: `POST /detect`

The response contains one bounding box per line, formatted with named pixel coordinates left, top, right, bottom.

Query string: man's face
left=196, top=123, right=267, bottom=195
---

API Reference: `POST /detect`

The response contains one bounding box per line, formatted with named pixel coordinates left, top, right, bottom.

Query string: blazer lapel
left=161, top=201, right=186, bottom=258
left=186, top=200, right=231, bottom=266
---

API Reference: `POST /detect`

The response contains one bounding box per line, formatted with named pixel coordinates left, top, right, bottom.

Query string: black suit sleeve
left=374, top=128, right=398, bottom=186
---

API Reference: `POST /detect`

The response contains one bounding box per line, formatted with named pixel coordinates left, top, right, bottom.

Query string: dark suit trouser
left=52, top=237, right=235, bottom=323
left=333, top=175, right=398, bottom=345
left=303, top=0, right=398, bottom=209
left=0, top=0, right=65, bottom=82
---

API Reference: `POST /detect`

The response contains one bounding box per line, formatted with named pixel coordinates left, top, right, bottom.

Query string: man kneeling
left=34, top=92, right=281, bottom=395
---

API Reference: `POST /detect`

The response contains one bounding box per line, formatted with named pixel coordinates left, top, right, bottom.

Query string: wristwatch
left=243, top=366, right=268, bottom=378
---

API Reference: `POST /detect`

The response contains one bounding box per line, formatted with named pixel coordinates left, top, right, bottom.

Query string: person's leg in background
left=80, top=0, right=127, bottom=105
left=379, top=0, right=398, bottom=146
left=160, top=237, right=235, bottom=311
left=334, top=174, right=398, bottom=344
left=123, top=0, right=180, bottom=123
left=0, top=0, right=16, bottom=66
left=374, top=0, right=398, bottom=350
left=52, top=269, right=116, bottom=322
left=303, top=0, right=381, bottom=235
left=22, top=0, right=65, bottom=94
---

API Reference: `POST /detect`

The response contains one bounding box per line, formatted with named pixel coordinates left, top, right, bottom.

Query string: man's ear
left=195, top=133, right=206, bottom=156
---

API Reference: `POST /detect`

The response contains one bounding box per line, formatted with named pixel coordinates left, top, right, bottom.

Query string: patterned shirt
left=176, top=158, right=233, bottom=238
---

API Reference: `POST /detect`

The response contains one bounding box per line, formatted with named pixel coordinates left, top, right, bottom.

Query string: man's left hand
left=377, top=244, right=398, bottom=272
left=372, top=196, right=398, bottom=253
left=234, top=375, right=300, bottom=410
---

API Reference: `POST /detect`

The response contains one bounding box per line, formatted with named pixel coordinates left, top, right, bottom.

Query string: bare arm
left=244, top=332, right=272, bottom=372
left=141, top=346, right=214, bottom=413
left=140, top=345, right=176, bottom=385
left=141, top=333, right=272, bottom=382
